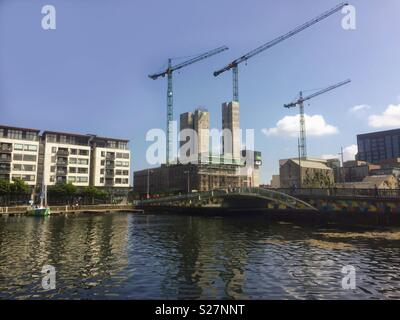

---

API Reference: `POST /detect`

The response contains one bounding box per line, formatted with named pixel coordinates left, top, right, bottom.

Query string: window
left=70, top=149, right=77, bottom=155
left=77, top=177, right=88, bottom=183
left=123, top=153, right=129, bottom=159
left=22, top=175, right=35, bottom=182
left=118, top=142, right=128, bottom=150
left=50, top=166, right=55, bottom=173
left=116, top=161, right=122, bottom=167
left=100, top=177, right=104, bottom=183
left=100, top=169, right=104, bottom=174
left=116, top=170, right=122, bottom=175
left=115, top=178, right=122, bottom=184
left=101, top=151, right=105, bottom=157
left=123, top=170, right=129, bottom=176
left=79, top=149, right=89, bottom=156
left=116, top=153, right=123, bottom=159
left=23, top=165, right=36, bottom=172
left=68, top=176, right=76, bottom=183
left=60, top=135, right=67, bottom=144
left=26, top=132, right=37, bottom=141
left=14, top=144, right=23, bottom=151
left=107, top=141, right=117, bottom=149
left=8, top=130, right=22, bottom=139
left=47, top=134, right=56, bottom=143
left=69, top=158, right=77, bottom=164
left=69, top=167, right=77, bottom=173
left=122, top=178, right=129, bottom=184
left=101, top=160, right=105, bottom=166
left=13, top=164, right=22, bottom=171
left=13, top=154, right=23, bottom=161
left=123, top=161, right=129, bottom=167
left=23, top=155, right=37, bottom=162
left=24, top=145, right=37, bottom=151
left=50, top=176, right=55, bottom=182
left=78, top=159, right=88, bottom=165
left=78, top=168, right=88, bottom=174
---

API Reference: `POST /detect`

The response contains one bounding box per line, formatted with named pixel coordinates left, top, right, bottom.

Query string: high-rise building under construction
left=179, top=108, right=209, bottom=163
left=222, top=101, right=240, bottom=163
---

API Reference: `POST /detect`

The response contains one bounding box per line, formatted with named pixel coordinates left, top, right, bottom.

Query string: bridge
left=139, top=187, right=318, bottom=211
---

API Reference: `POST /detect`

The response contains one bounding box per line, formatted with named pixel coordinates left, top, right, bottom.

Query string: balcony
left=0, top=144, right=12, bottom=153
left=0, top=157, right=12, bottom=163
left=0, top=167, right=11, bottom=174
left=56, top=170, right=68, bottom=176
left=106, top=154, right=115, bottom=160
left=57, top=149, right=69, bottom=156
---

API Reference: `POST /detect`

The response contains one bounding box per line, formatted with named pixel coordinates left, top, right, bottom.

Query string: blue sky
left=1, top=0, right=400, bottom=183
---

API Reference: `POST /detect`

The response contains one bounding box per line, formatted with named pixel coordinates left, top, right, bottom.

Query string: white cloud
left=349, top=104, right=370, bottom=113
left=368, top=104, right=400, bottom=128
left=262, top=114, right=338, bottom=138
left=321, top=144, right=358, bottom=162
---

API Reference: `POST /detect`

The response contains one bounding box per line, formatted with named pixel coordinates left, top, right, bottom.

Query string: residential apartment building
left=357, top=128, right=400, bottom=164
left=90, top=136, right=131, bottom=188
left=41, top=131, right=92, bottom=186
left=0, top=125, right=40, bottom=187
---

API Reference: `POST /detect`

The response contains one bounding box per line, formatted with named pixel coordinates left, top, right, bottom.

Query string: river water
left=0, top=212, right=399, bottom=299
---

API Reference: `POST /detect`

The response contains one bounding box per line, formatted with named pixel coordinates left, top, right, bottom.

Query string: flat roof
left=0, top=124, right=40, bottom=133
left=90, top=135, right=129, bottom=143
left=42, top=130, right=93, bottom=139
left=357, top=128, right=400, bottom=138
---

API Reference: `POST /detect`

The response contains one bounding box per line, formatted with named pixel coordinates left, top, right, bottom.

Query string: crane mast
left=149, top=46, right=229, bottom=164
left=284, top=79, right=351, bottom=158
left=213, top=2, right=349, bottom=102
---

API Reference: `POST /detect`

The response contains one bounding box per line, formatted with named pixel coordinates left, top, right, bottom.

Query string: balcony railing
left=0, top=157, right=12, bottom=163
left=0, top=145, right=12, bottom=152
left=57, top=150, right=69, bottom=156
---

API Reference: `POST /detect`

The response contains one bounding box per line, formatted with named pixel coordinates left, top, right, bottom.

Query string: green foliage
left=82, top=186, right=106, bottom=199
left=10, top=178, right=30, bottom=194
left=48, top=182, right=77, bottom=198
left=0, top=179, right=11, bottom=195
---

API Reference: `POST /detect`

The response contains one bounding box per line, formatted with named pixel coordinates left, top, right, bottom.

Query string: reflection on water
left=0, top=213, right=399, bottom=299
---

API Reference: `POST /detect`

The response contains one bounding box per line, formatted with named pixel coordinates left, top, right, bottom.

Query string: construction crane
left=284, top=79, right=351, bottom=158
left=213, top=2, right=348, bottom=102
left=149, top=45, right=229, bottom=164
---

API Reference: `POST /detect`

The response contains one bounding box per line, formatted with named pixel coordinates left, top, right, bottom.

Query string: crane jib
left=213, top=2, right=349, bottom=77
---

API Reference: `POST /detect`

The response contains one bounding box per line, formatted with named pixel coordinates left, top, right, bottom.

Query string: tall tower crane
left=149, top=46, right=229, bottom=164
left=284, top=79, right=351, bottom=158
left=213, top=2, right=348, bottom=102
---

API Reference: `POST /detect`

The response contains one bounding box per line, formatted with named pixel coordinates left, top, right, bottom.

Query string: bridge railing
left=274, top=188, right=400, bottom=199
left=139, top=187, right=317, bottom=210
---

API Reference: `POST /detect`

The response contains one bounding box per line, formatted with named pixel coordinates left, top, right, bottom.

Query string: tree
left=82, top=186, right=106, bottom=205
left=10, top=178, right=30, bottom=195
left=0, top=179, right=11, bottom=195
left=48, top=182, right=77, bottom=204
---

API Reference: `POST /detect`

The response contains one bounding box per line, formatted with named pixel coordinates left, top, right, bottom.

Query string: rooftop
left=0, top=124, right=40, bottom=133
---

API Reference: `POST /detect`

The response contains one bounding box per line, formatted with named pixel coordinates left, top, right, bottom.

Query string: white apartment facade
left=41, top=131, right=92, bottom=187
left=90, top=136, right=131, bottom=188
left=0, top=125, right=40, bottom=187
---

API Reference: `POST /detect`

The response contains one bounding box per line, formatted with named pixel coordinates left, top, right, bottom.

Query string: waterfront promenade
left=0, top=204, right=143, bottom=216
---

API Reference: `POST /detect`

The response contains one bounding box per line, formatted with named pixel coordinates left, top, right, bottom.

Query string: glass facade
left=357, top=129, right=400, bottom=163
